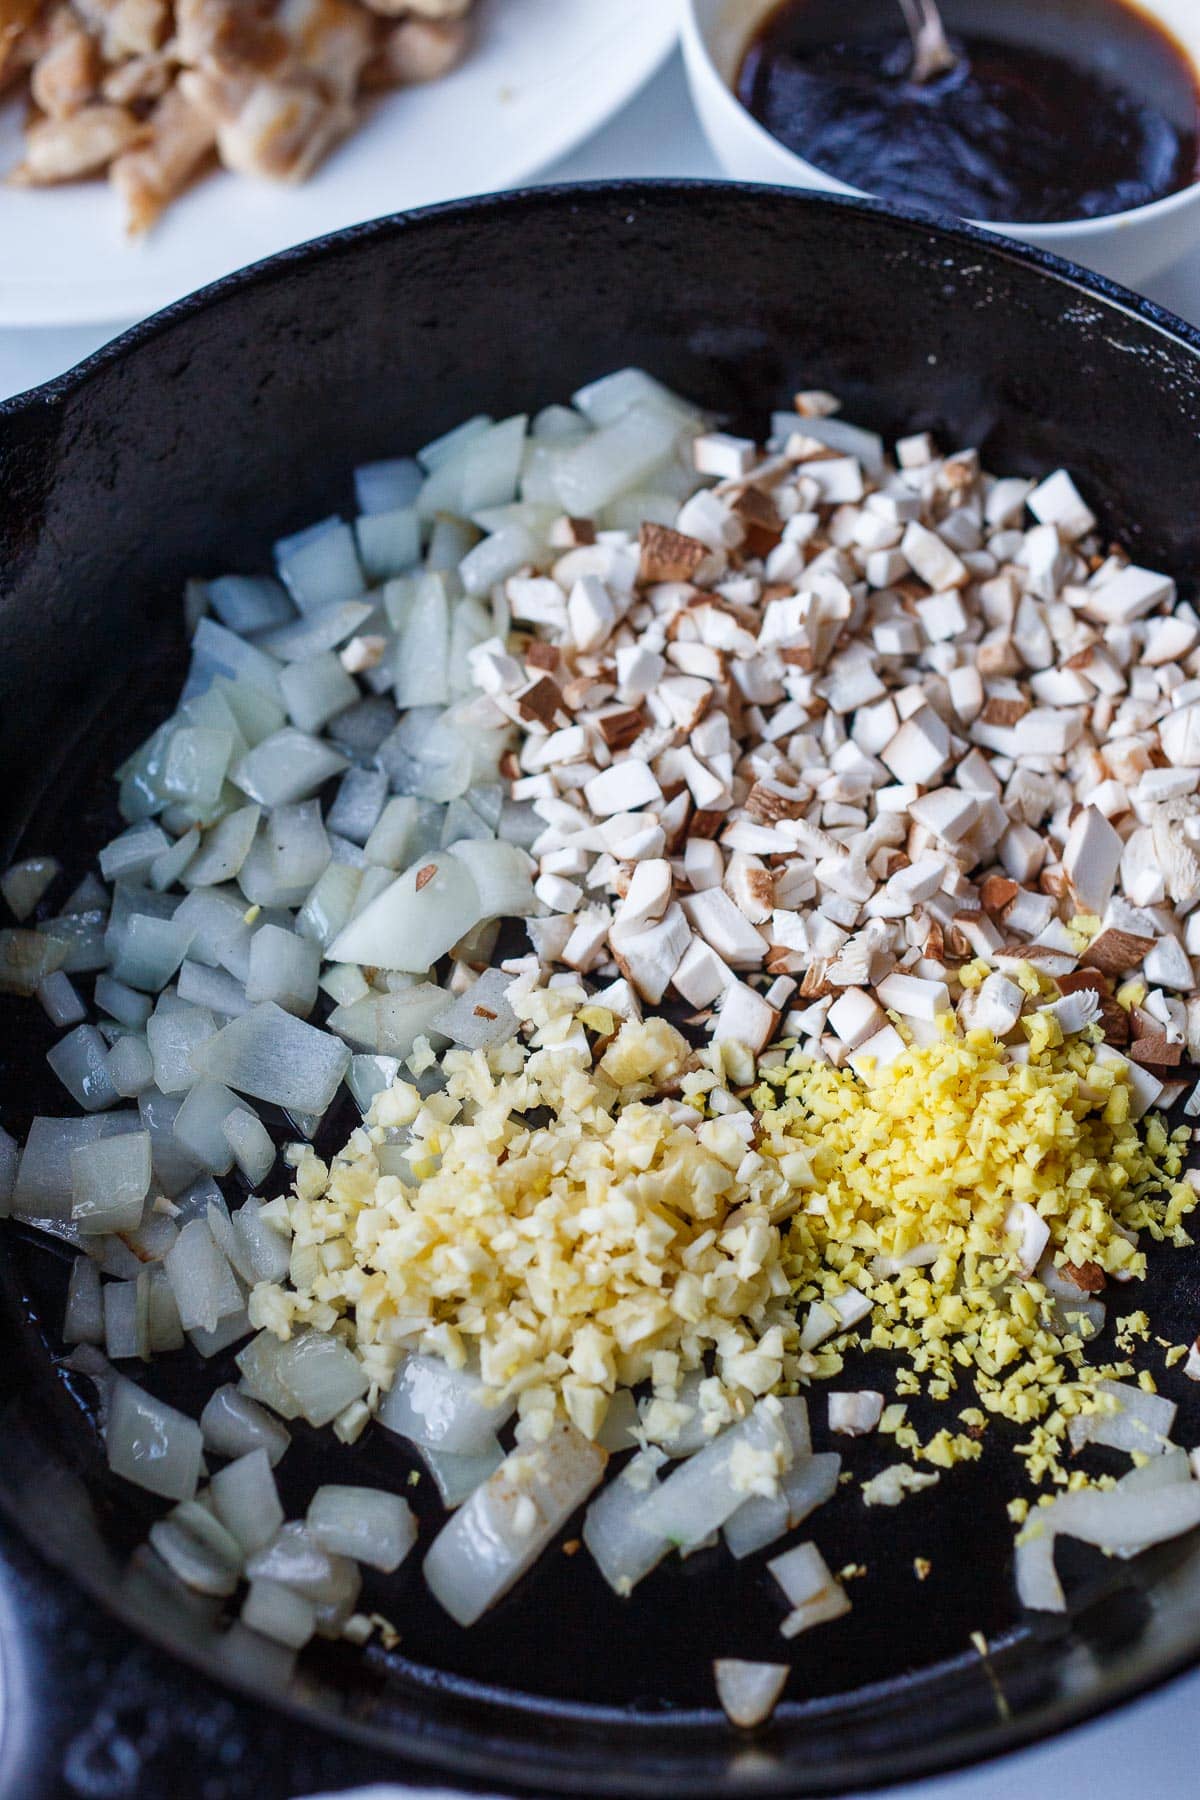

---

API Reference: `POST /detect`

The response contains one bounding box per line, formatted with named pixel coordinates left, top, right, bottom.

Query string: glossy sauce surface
left=737, top=0, right=1200, bottom=223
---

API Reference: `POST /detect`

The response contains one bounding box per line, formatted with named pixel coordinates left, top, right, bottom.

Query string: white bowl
left=682, top=0, right=1200, bottom=286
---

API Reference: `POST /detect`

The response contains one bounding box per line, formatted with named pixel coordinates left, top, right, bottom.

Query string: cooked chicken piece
left=174, top=0, right=288, bottom=74
left=3, top=0, right=484, bottom=225
left=278, top=0, right=372, bottom=103
left=0, top=0, right=45, bottom=89
left=102, top=50, right=174, bottom=105
left=361, top=0, right=472, bottom=16
left=110, top=80, right=214, bottom=231
left=73, top=0, right=170, bottom=60
left=11, top=101, right=145, bottom=182
left=30, top=9, right=98, bottom=118
left=180, top=65, right=350, bottom=183
left=365, top=15, right=470, bottom=88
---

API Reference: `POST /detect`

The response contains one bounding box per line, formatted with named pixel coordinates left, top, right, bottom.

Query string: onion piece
left=275, top=519, right=364, bottom=615
left=356, top=506, right=421, bottom=583
left=104, top=1034, right=155, bottom=1098
left=1, top=855, right=60, bottom=921
left=147, top=1265, right=185, bottom=1353
left=37, top=911, right=106, bottom=974
left=637, top=1401, right=793, bottom=1554
left=355, top=457, right=422, bottom=516
left=194, top=1002, right=350, bottom=1113
left=47, top=1025, right=120, bottom=1112
left=112, top=914, right=195, bottom=993
left=238, top=802, right=331, bottom=909
left=347, top=1053, right=401, bottom=1114
left=259, top=600, right=375, bottom=667
left=447, top=837, right=536, bottom=919
left=191, top=619, right=283, bottom=704
left=104, top=1280, right=140, bottom=1359
left=583, top=1448, right=672, bottom=1594
left=38, top=970, right=86, bottom=1028
left=177, top=960, right=250, bottom=1017
left=164, top=1218, right=243, bottom=1334
left=138, top=1090, right=204, bottom=1196
left=458, top=524, right=537, bottom=600
left=232, top=728, right=348, bottom=810
left=327, top=850, right=481, bottom=972
left=149, top=827, right=200, bottom=892
left=713, top=1659, right=789, bottom=1730
left=245, top=1521, right=360, bottom=1608
left=378, top=1354, right=512, bottom=1456
left=211, top=1447, right=285, bottom=1554
left=236, top=1331, right=303, bottom=1420
left=13, top=1113, right=141, bottom=1222
left=63, top=1254, right=104, bottom=1345
left=245, top=925, right=320, bottom=1018
left=231, top=1197, right=291, bottom=1283
left=146, top=999, right=219, bottom=1094
left=1067, top=1381, right=1177, bottom=1457
left=181, top=806, right=262, bottom=889
left=106, top=1375, right=202, bottom=1501
left=326, top=766, right=389, bottom=847
left=241, top=1578, right=316, bottom=1650
left=200, top=1383, right=292, bottom=1467
left=149, top=1507, right=243, bottom=1597
left=434, top=967, right=518, bottom=1052
left=418, top=1438, right=505, bottom=1509
left=1016, top=1481, right=1200, bottom=1612
left=222, top=1107, right=276, bottom=1186
left=274, top=1328, right=368, bottom=1428
left=172, top=1079, right=242, bottom=1175
left=552, top=404, right=681, bottom=514
left=0, top=927, right=69, bottom=995
left=424, top=1421, right=607, bottom=1627
left=95, top=975, right=152, bottom=1029
left=99, top=823, right=170, bottom=883
left=70, top=1130, right=151, bottom=1235
left=307, top=1485, right=418, bottom=1571
left=296, top=862, right=363, bottom=948
left=279, top=651, right=358, bottom=734
left=209, top=574, right=293, bottom=634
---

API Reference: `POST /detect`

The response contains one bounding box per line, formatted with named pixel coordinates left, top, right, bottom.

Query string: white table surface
left=4, top=45, right=1200, bottom=1800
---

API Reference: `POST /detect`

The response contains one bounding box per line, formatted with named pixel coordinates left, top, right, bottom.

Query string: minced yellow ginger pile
left=748, top=1022, right=1195, bottom=1484
left=250, top=973, right=1195, bottom=1484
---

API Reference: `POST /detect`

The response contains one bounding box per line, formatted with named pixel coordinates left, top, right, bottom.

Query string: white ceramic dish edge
left=0, top=0, right=681, bottom=329
left=682, top=0, right=1200, bottom=287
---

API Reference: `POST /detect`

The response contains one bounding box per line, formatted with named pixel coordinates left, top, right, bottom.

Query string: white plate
left=0, top=0, right=679, bottom=328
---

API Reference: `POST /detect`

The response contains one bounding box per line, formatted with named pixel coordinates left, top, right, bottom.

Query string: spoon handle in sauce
left=898, top=0, right=958, bottom=83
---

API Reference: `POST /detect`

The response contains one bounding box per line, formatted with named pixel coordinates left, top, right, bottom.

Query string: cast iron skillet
left=3, top=183, right=1200, bottom=1798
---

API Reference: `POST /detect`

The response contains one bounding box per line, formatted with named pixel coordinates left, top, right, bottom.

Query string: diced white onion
left=63, top=1255, right=104, bottom=1345
left=417, top=1438, right=504, bottom=1509
left=194, top=1002, right=350, bottom=1112
left=47, top=1024, right=120, bottom=1111
left=327, top=851, right=481, bottom=971
left=1067, top=1381, right=1178, bottom=1457
left=379, top=1354, right=511, bottom=1456
left=713, top=1659, right=789, bottom=1730
left=307, top=1484, right=418, bottom=1571
left=583, top=1449, right=671, bottom=1594
left=241, top=1577, right=316, bottom=1649
left=106, top=1375, right=202, bottom=1501
left=424, top=1421, right=606, bottom=1627
left=164, top=1218, right=243, bottom=1334
left=274, top=1328, right=368, bottom=1427
left=200, top=1383, right=292, bottom=1466
left=70, top=1129, right=151, bottom=1234
left=211, top=1447, right=285, bottom=1554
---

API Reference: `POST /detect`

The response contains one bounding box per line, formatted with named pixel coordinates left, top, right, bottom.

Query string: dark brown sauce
left=737, top=0, right=1200, bottom=224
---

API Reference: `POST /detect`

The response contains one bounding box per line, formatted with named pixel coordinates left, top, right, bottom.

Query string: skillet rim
left=2, top=177, right=1200, bottom=1794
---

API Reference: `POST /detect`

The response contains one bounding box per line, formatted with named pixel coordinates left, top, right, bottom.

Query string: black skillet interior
left=3, top=183, right=1200, bottom=1798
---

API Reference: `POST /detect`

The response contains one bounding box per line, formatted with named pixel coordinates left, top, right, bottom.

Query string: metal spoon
left=898, top=0, right=959, bottom=83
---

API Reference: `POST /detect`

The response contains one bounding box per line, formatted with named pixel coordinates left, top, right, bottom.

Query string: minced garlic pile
left=251, top=967, right=1194, bottom=1484
left=251, top=976, right=804, bottom=1444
